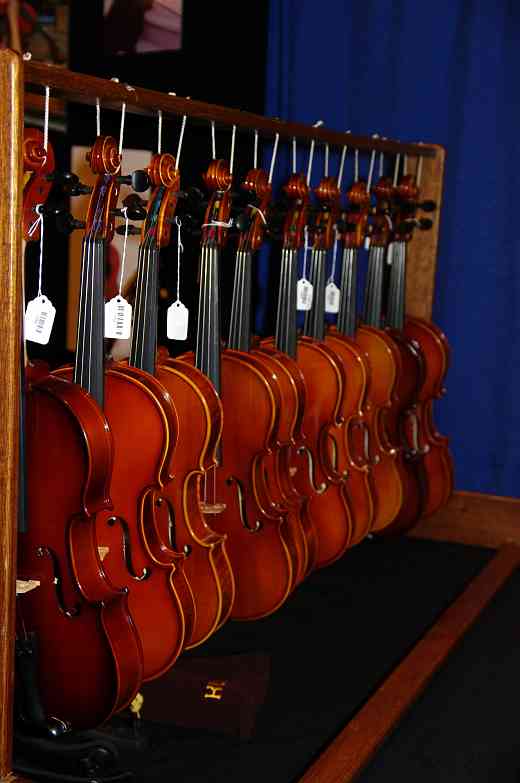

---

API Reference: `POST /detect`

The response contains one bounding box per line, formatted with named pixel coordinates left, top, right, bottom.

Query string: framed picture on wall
left=103, top=0, right=183, bottom=57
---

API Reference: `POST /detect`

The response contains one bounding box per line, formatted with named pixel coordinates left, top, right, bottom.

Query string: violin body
left=379, top=329, right=426, bottom=535
left=354, top=325, right=404, bottom=531
left=252, top=344, right=319, bottom=580
left=153, top=357, right=236, bottom=648
left=179, top=348, right=300, bottom=620
left=264, top=335, right=353, bottom=569
left=325, top=326, right=374, bottom=545
left=54, top=363, right=194, bottom=682
left=17, top=374, right=144, bottom=729
left=403, top=316, right=454, bottom=515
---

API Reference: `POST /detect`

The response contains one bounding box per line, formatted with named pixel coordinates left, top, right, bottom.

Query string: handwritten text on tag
left=297, top=279, right=313, bottom=311
left=167, top=300, right=189, bottom=340
left=24, top=296, right=56, bottom=345
left=325, top=282, right=340, bottom=314
left=105, top=296, right=133, bottom=340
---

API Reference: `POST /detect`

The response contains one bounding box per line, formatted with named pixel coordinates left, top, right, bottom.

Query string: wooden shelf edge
left=297, top=543, right=520, bottom=783
left=408, top=490, right=520, bottom=549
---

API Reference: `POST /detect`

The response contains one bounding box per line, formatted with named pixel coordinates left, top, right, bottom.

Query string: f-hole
left=107, top=517, right=151, bottom=581
left=156, top=496, right=191, bottom=556
left=296, top=446, right=327, bottom=494
left=36, top=547, right=81, bottom=618
left=226, top=476, right=262, bottom=532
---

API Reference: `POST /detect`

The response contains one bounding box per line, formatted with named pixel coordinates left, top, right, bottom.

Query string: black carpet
left=358, top=564, right=520, bottom=783
left=129, top=537, right=493, bottom=783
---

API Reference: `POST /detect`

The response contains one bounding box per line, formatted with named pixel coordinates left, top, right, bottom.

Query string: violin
left=358, top=168, right=425, bottom=532
left=181, top=157, right=300, bottom=619
left=308, top=170, right=374, bottom=546
left=120, top=150, right=236, bottom=648
left=234, top=165, right=317, bottom=583
left=55, top=136, right=194, bottom=683
left=263, top=170, right=354, bottom=569
left=396, top=164, right=454, bottom=517
left=17, top=133, right=144, bottom=729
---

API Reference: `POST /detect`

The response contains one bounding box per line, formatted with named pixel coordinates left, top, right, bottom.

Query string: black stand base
left=13, top=714, right=148, bottom=783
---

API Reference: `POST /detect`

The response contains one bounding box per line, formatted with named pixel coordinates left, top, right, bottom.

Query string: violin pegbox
left=282, top=173, right=310, bottom=251
left=84, top=136, right=122, bottom=244
left=22, top=127, right=56, bottom=241
left=143, top=152, right=180, bottom=249
left=237, top=168, right=272, bottom=253
left=202, top=159, right=233, bottom=248
left=312, top=175, right=341, bottom=251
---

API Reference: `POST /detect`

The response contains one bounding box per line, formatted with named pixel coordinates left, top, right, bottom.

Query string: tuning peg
left=69, top=182, right=93, bottom=197
left=116, top=169, right=150, bottom=193
left=115, top=224, right=142, bottom=236
left=418, top=200, right=436, bottom=212
left=55, top=212, right=86, bottom=234
left=234, top=212, right=252, bottom=233
left=45, top=171, right=93, bottom=197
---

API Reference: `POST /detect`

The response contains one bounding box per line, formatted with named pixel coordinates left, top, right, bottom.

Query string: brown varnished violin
left=309, top=171, right=374, bottom=546
left=263, top=172, right=354, bottom=569
left=358, top=169, right=425, bottom=532
left=55, top=136, right=194, bottom=683
left=117, top=150, right=235, bottom=649
left=17, top=133, right=144, bottom=729
left=395, top=164, right=454, bottom=517
left=180, top=157, right=300, bottom=619
left=234, top=165, right=317, bottom=584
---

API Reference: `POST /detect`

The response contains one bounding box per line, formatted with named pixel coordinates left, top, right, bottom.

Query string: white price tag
left=167, top=299, right=189, bottom=340
left=325, top=282, right=340, bottom=314
left=387, top=242, right=394, bottom=266
left=104, top=296, right=133, bottom=340
left=297, top=279, right=313, bottom=311
left=364, top=236, right=371, bottom=250
left=24, top=295, right=56, bottom=345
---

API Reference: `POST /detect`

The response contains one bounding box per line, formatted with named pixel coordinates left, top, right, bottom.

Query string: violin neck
left=129, top=241, right=159, bottom=375
left=303, top=248, right=327, bottom=341
left=196, top=243, right=221, bottom=395
left=228, top=249, right=252, bottom=352
left=363, top=245, right=386, bottom=329
left=275, top=247, right=298, bottom=359
left=386, top=241, right=406, bottom=330
left=73, top=235, right=105, bottom=407
left=337, top=246, right=358, bottom=337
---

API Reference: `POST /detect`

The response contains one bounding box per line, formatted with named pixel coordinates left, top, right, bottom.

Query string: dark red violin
left=115, top=150, right=235, bottom=648
left=180, top=157, right=301, bottom=619
left=17, top=132, right=144, bottom=730
left=263, top=170, right=354, bottom=569
left=395, top=162, right=454, bottom=518
left=54, top=136, right=194, bottom=684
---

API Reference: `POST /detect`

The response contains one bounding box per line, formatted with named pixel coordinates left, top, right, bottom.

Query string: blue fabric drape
left=263, top=0, right=520, bottom=497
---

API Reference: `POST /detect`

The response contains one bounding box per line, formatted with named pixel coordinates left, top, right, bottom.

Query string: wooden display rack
left=0, top=48, right=517, bottom=783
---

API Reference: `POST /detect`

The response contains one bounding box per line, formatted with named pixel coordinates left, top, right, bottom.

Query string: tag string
left=118, top=207, right=130, bottom=296
left=211, top=120, right=216, bottom=159
left=96, top=97, right=101, bottom=137
left=268, top=133, right=280, bottom=184
left=175, top=216, right=183, bottom=301
left=27, top=204, right=45, bottom=297
left=247, top=204, right=267, bottom=224
left=229, top=124, right=237, bottom=176
left=157, top=110, right=163, bottom=154
left=253, top=129, right=259, bottom=169
left=176, top=114, right=187, bottom=167
left=292, top=137, right=297, bottom=174
left=302, top=225, right=310, bottom=280
left=118, top=102, right=126, bottom=158
left=43, top=86, right=50, bottom=153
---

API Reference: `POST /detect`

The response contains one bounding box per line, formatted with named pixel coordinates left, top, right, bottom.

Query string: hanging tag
left=167, top=299, right=189, bottom=340
left=364, top=236, right=371, bottom=250
left=325, top=281, right=340, bottom=313
left=24, top=295, right=56, bottom=345
left=105, top=295, right=133, bottom=339
left=386, top=242, right=394, bottom=266
left=297, top=278, right=313, bottom=311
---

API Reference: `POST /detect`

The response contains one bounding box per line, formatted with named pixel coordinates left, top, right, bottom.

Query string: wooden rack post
left=0, top=57, right=450, bottom=781
left=0, top=48, right=24, bottom=781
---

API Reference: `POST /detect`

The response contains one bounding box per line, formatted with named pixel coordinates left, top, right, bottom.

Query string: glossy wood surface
left=0, top=48, right=23, bottom=779
left=54, top=365, right=192, bottom=683
left=155, top=358, right=236, bottom=648
left=23, top=62, right=435, bottom=158
left=297, top=544, right=520, bottom=783
left=18, top=375, right=144, bottom=728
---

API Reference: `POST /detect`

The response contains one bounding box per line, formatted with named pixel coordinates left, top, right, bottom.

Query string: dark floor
left=16, top=536, right=504, bottom=782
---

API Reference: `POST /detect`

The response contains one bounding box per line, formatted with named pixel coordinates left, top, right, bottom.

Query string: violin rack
left=0, top=48, right=516, bottom=783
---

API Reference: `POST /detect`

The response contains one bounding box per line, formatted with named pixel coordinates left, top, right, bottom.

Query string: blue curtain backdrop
left=262, top=0, right=520, bottom=497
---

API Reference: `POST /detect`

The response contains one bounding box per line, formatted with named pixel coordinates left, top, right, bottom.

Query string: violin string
left=74, top=237, right=87, bottom=387
left=87, top=236, right=95, bottom=395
